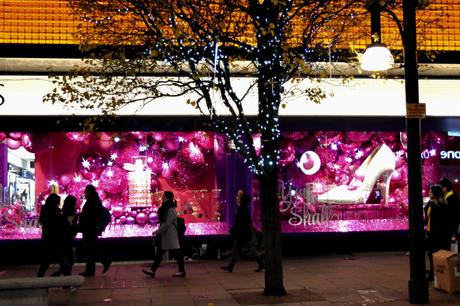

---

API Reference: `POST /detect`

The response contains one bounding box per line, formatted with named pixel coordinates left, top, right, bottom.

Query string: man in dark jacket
left=79, top=185, right=112, bottom=276
left=221, top=191, right=265, bottom=272
left=440, top=178, right=460, bottom=253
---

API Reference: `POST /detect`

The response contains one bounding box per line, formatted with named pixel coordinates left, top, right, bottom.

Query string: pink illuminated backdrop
left=1, top=130, right=459, bottom=239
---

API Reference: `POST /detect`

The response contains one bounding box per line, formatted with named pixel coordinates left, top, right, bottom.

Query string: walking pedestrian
left=61, top=195, right=79, bottom=275
left=221, top=191, right=265, bottom=273
left=79, top=184, right=112, bottom=276
left=37, top=193, right=64, bottom=277
left=142, top=191, right=186, bottom=277
left=424, top=185, right=450, bottom=282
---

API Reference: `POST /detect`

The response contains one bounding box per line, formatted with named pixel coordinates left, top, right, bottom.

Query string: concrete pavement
left=1, top=252, right=460, bottom=305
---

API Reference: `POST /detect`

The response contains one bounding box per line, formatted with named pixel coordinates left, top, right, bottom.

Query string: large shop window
left=1, top=131, right=459, bottom=240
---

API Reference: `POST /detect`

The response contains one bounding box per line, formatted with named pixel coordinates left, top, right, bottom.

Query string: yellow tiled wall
left=0, top=0, right=459, bottom=51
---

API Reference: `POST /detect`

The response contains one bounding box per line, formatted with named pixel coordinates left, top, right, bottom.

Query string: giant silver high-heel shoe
left=317, top=143, right=396, bottom=206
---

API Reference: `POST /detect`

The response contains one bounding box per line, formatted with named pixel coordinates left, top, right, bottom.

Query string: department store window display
left=1, top=130, right=460, bottom=239
left=0, top=131, right=227, bottom=239
left=252, top=131, right=460, bottom=233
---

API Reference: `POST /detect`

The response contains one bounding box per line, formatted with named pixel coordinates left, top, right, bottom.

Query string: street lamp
left=360, top=0, right=394, bottom=71
left=360, top=1, right=429, bottom=304
left=360, top=43, right=394, bottom=71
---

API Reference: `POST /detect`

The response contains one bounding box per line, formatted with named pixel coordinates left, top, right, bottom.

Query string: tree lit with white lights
left=45, top=0, right=414, bottom=296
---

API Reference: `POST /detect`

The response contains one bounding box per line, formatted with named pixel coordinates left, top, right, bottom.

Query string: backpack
left=98, top=207, right=111, bottom=234
left=176, top=216, right=186, bottom=238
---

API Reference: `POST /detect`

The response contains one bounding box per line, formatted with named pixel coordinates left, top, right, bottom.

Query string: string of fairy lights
left=71, top=1, right=341, bottom=176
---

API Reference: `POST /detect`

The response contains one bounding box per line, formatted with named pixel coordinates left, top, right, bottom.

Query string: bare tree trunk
left=259, top=169, right=286, bottom=296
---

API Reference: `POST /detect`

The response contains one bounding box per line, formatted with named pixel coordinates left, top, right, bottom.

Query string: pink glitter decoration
left=65, top=132, right=90, bottom=142
left=347, top=131, right=374, bottom=142
left=193, top=131, right=214, bottom=150
left=278, top=143, right=295, bottom=167
left=100, top=166, right=127, bottom=194
left=182, top=142, right=205, bottom=165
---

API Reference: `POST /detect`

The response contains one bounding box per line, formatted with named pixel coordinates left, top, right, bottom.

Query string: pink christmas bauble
left=316, top=145, right=337, bottom=164
left=21, top=134, right=34, bottom=152
left=111, top=206, right=124, bottom=218
left=113, top=143, right=140, bottom=166
left=58, top=174, right=72, bottom=187
left=78, top=152, right=106, bottom=180
left=8, top=132, right=22, bottom=140
left=80, top=169, right=98, bottom=181
left=65, top=132, right=90, bottom=142
left=130, top=131, right=145, bottom=140
left=391, top=166, right=408, bottom=186
left=97, top=132, right=114, bottom=150
left=126, top=216, right=135, bottom=225
left=6, top=138, right=21, bottom=150
left=315, top=131, right=342, bottom=145
left=302, top=156, right=315, bottom=170
left=146, top=152, right=165, bottom=176
left=338, top=142, right=360, bottom=155
left=152, top=132, right=166, bottom=142
left=283, top=132, right=306, bottom=141
left=65, top=178, right=90, bottom=206
left=150, top=178, right=159, bottom=193
left=100, top=166, right=127, bottom=194
left=194, top=131, right=214, bottom=150
left=347, top=131, right=373, bottom=142
left=102, top=199, right=112, bottom=209
left=136, top=212, right=148, bottom=225
left=148, top=212, right=159, bottom=224
left=161, top=165, right=174, bottom=179
left=0, top=132, right=6, bottom=142
left=163, top=137, right=179, bottom=153
left=167, top=157, right=180, bottom=172
left=98, top=189, right=107, bottom=201
left=182, top=142, right=204, bottom=165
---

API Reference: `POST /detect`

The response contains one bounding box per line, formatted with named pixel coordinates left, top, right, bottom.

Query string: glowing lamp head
left=360, top=43, right=394, bottom=72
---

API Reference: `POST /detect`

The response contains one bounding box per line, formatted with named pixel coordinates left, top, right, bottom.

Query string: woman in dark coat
left=221, top=191, right=265, bottom=273
left=61, top=195, right=79, bottom=275
left=79, top=185, right=112, bottom=276
left=37, top=193, right=63, bottom=277
left=49, top=195, right=79, bottom=276
left=142, top=191, right=185, bottom=277
left=424, top=185, right=451, bottom=281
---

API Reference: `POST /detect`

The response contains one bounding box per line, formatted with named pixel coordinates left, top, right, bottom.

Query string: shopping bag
left=451, top=240, right=458, bottom=253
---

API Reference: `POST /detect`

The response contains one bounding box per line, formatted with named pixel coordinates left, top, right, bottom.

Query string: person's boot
left=102, top=258, right=112, bottom=274
left=220, top=259, right=236, bottom=272
left=254, top=258, right=265, bottom=272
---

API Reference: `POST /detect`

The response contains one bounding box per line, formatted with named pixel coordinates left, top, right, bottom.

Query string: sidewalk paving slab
left=1, top=252, right=460, bottom=305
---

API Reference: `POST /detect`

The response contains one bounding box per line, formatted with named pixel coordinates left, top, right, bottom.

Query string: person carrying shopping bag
left=142, top=191, right=186, bottom=278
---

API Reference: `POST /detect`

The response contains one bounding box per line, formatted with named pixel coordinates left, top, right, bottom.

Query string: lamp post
left=403, top=0, right=429, bottom=304
left=360, top=0, right=429, bottom=303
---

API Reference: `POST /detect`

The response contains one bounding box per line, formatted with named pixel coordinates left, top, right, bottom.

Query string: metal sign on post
left=406, top=103, right=426, bottom=119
